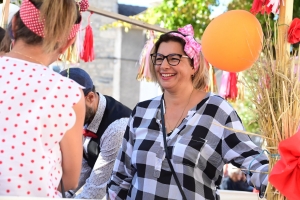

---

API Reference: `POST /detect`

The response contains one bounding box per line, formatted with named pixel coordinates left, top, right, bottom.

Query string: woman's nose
left=160, top=58, right=170, bottom=69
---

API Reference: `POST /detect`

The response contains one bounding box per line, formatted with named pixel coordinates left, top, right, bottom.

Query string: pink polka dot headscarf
left=19, top=0, right=89, bottom=40
left=170, top=24, right=202, bottom=71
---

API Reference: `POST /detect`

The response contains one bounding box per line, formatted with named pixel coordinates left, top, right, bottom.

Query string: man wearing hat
left=60, top=68, right=132, bottom=199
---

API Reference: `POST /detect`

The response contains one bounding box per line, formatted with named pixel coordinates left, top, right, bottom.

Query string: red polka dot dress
left=0, top=57, right=83, bottom=198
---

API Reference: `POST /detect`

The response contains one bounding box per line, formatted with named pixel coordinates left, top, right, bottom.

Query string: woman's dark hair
left=0, top=27, right=6, bottom=42
left=0, top=23, right=12, bottom=53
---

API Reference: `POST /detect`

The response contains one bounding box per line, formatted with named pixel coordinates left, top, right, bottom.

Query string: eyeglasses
left=150, top=53, right=189, bottom=66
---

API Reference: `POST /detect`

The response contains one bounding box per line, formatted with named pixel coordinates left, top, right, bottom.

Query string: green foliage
left=8, top=0, right=22, bottom=5
left=101, top=0, right=218, bottom=39
left=293, top=0, right=300, bottom=18
left=231, top=98, right=260, bottom=133
left=230, top=73, right=260, bottom=133
left=150, top=0, right=217, bottom=39
left=151, top=0, right=299, bottom=39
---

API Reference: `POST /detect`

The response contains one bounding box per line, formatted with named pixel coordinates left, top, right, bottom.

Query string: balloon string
left=247, top=149, right=280, bottom=175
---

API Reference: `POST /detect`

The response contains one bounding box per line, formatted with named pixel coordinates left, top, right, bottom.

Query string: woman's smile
left=160, top=73, right=176, bottom=80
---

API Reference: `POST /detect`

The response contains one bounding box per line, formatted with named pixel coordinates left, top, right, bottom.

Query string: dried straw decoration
left=243, top=14, right=300, bottom=199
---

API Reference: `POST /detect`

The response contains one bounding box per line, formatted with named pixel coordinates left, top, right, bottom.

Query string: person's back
left=0, top=0, right=88, bottom=197
left=0, top=58, right=83, bottom=197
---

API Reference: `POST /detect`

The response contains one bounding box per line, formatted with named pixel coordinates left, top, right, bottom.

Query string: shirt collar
left=86, top=93, right=106, bottom=133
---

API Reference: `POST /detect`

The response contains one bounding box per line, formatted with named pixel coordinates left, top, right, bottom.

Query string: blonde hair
left=192, top=52, right=209, bottom=90
left=149, top=32, right=209, bottom=90
left=14, top=0, right=80, bottom=52
left=40, top=0, right=78, bottom=51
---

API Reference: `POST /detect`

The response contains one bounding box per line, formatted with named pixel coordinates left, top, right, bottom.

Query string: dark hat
left=60, top=68, right=94, bottom=96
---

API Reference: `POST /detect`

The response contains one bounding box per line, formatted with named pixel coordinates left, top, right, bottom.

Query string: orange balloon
left=201, top=10, right=263, bottom=72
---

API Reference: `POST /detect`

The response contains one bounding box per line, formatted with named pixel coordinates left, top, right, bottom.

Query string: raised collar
left=86, top=93, right=106, bottom=133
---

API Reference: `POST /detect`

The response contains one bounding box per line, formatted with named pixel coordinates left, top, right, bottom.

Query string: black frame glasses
left=150, top=53, right=189, bottom=66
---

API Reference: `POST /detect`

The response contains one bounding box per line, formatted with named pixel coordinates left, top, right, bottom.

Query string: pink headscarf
left=170, top=24, right=202, bottom=70
left=19, top=0, right=89, bottom=39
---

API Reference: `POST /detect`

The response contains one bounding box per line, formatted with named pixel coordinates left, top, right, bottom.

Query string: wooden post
left=267, top=1, right=294, bottom=200
left=277, top=0, right=294, bottom=61
left=1, top=0, right=10, bottom=28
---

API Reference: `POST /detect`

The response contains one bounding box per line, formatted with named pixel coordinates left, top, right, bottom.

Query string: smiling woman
left=107, top=24, right=269, bottom=200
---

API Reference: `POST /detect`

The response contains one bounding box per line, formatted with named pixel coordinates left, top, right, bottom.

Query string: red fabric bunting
left=288, top=18, right=300, bottom=44
left=228, top=72, right=238, bottom=100
left=219, top=71, right=238, bottom=101
left=269, top=131, right=300, bottom=200
left=80, top=13, right=94, bottom=62
left=250, top=0, right=272, bottom=15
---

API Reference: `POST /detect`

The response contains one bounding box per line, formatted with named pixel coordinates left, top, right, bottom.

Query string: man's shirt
left=68, top=93, right=129, bottom=199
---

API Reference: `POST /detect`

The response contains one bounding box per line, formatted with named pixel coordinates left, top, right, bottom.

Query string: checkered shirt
left=107, top=93, right=269, bottom=200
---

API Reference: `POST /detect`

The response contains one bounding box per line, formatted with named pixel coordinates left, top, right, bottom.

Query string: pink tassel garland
left=136, top=31, right=155, bottom=81
left=219, top=71, right=238, bottom=101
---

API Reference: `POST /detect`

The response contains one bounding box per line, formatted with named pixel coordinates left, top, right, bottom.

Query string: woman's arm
left=59, top=89, right=85, bottom=191
left=107, top=110, right=136, bottom=200
left=222, top=110, right=268, bottom=191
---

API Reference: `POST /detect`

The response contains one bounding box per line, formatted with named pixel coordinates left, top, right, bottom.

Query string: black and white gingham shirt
left=107, top=93, right=268, bottom=200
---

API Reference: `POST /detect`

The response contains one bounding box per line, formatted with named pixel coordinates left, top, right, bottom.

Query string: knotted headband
left=20, top=0, right=89, bottom=39
left=78, top=0, right=89, bottom=12
left=170, top=24, right=201, bottom=70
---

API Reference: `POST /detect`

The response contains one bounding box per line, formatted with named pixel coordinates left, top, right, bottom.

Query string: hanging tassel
left=80, top=12, right=94, bottom=62
left=219, top=71, right=230, bottom=98
left=267, top=0, right=281, bottom=14
left=250, top=0, right=264, bottom=14
left=228, top=72, right=238, bottom=101
left=219, top=71, right=238, bottom=101
left=136, top=30, right=155, bottom=82
left=250, top=0, right=275, bottom=15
